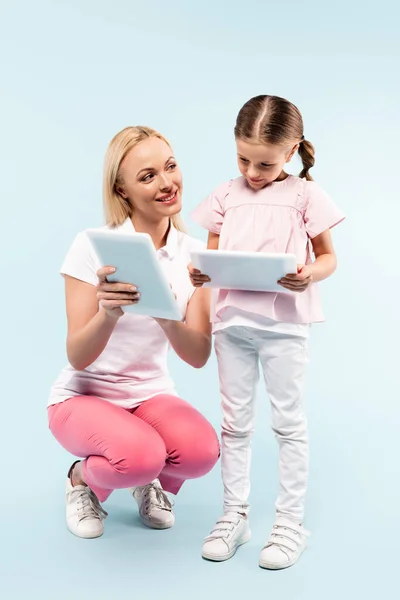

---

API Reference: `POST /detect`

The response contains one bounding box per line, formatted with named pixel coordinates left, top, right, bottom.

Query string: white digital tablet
left=190, top=249, right=298, bottom=293
left=86, top=230, right=182, bottom=320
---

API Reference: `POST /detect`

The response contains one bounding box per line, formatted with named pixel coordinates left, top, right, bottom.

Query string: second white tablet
left=87, top=230, right=182, bottom=320
left=190, top=249, right=297, bottom=293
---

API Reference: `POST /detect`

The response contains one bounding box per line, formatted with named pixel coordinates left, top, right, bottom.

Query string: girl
left=189, top=95, right=345, bottom=569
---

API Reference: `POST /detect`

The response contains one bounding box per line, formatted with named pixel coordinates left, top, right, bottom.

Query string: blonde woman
left=48, top=126, right=219, bottom=539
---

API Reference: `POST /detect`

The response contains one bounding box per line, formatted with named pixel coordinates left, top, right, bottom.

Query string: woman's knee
left=109, top=433, right=167, bottom=485
left=173, top=419, right=220, bottom=477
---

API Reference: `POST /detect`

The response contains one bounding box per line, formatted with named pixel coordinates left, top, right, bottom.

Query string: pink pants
left=48, top=394, right=220, bottom=502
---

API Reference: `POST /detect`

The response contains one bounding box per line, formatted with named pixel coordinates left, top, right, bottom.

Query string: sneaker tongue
left=225, top=512, right=245, bottom=521
left=275, top=517, right=301, bottom=529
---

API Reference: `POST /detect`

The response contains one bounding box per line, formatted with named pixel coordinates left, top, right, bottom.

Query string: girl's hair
left=103, top=125, right=185, bottom=230
left=234, top=95, right=315, bottom=181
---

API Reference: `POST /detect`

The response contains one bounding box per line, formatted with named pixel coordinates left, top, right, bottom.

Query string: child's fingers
left=283, top=273, right=307, bottom=282
left=191, top=274, right=211, bottom=282
left=187, top=262, right=201, bottom=275
left=278, top=281, right=308, bottom=292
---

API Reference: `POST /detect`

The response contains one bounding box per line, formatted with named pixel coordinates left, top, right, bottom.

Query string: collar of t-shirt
left=116, top=218, right=178, bottom=260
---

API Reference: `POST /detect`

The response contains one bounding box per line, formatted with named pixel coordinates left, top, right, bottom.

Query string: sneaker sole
left=140, top=519, right=175, bottom=530
left=67, top=526, right=104, bottom=539
left=202, top=531, right=251, bottom=562
left=259, top=547, right=306, bottom=570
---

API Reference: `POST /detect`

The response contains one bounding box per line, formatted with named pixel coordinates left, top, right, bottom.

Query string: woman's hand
left=96, top=266, right=140, bottom=318
left=188, top=263, right=211, bottom=288
left=278, top=264, right=313, bottom=293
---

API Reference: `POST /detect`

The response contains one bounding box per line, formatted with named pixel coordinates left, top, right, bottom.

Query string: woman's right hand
left=187, top=263, right=211, bottom=288
left=96, top=266, right=140, bottom=318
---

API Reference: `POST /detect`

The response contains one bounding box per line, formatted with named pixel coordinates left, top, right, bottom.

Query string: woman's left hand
left=278, top=264, right=313, bottom=293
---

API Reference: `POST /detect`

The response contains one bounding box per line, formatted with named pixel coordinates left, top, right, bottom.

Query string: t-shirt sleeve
left=60, top=231, right=98, bottom=286
left=303, top=181, right=345, bottom=239
left=190, top=181, right=231, bottom=234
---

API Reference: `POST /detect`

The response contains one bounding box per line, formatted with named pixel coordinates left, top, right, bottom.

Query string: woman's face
left=117, top=137, right=182, bottom=222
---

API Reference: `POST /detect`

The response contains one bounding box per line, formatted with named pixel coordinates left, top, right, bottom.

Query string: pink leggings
left=48, top=394, right=220, bottom=502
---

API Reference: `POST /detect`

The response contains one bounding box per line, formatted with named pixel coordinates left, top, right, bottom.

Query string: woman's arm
left=65, top=277, right=120, bottom=370
left=155, top=287, right=212, bottom=369
left=65, top=266, right=138, bottom=370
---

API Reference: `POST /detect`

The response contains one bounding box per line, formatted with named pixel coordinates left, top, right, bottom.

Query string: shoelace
left=263, top=522, right=308, bottom=560
left=204, top=515, right=240, bottom=541
left=68, top=487, right=108, bottom=522
left=141, top=483, right=174, bottom=512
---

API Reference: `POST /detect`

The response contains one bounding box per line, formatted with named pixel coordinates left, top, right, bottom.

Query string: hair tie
left=300, top=135, right=305, bottom=142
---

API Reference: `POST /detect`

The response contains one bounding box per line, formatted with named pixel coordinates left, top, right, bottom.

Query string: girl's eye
left=261, top=164, right=273, bottom=168
left=239, top=157, right=249, bottom=163
left=167, top=163, right=177, bottom=171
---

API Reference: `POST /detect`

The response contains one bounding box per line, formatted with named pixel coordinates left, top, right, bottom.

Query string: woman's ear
left=116, top=185, right=128, bottom=199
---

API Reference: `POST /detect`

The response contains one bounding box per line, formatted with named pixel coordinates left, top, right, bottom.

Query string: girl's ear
left=286, top=144, right=299, bottom=163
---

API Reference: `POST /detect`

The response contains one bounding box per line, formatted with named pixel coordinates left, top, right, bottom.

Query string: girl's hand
left=278, top=264, right=313, bottom=293
left=96, top=266, right=140, bottom=318
left=188, top=263, right=211, bottom=288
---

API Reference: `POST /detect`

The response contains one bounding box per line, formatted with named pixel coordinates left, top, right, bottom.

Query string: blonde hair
left=234, top=95, right=315, bottom=181
left=103, top=125, right=185, bottom=230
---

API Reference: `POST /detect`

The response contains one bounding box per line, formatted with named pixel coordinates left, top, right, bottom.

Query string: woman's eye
left=261, top=164, right=272, bottom=168
left=240, top=158, right=249, bottom=163
left=142, top=173, right=154, bottom=182
left=167, top=163, right=177, bottom=170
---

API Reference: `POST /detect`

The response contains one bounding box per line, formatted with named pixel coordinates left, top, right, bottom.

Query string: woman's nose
left=159, top=173, right=173, bottom=191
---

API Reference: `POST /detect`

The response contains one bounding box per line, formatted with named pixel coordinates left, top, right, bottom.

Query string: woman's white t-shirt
left=48, top=219, right=204, bottom=410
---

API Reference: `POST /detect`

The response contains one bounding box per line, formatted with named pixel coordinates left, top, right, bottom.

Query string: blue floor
left=2, top=386, right=396, bottom=600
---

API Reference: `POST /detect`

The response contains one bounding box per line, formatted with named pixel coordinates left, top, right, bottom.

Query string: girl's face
left=117, top=136, right=182, bottom=223
left=236, top=138, right=298, bottom=190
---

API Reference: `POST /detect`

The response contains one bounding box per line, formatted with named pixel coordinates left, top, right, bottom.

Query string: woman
left=48, top=126, right=220, bottom=539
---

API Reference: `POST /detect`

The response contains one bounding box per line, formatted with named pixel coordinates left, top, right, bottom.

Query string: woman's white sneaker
left=259, top=517, right=309, bottom=570
left=202, top=513, right=251, bottom=561
left=65, top=477, right=108, bottom=539
left=130, top=479, right=175, bottom=530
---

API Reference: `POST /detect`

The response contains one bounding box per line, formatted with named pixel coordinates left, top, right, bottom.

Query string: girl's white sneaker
left=202, top=513, right=251, bottom=561
left=259, top=517, right=309, bottom=570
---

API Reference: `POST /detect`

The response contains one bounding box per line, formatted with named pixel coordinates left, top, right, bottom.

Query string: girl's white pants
left=214, top=326, right=309, bottom=523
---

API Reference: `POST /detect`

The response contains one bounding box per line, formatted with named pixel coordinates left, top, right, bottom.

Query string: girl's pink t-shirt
left=191, top=175, right=345, bottom=325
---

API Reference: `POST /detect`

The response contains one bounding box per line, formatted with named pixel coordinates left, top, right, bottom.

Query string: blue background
left=1, top=0, right=399, bottom=598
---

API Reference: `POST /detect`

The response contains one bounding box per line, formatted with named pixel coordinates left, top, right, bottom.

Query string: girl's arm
left=154, top=287, right=212, bottom=369
left=207, top=232, right=220, bottom=250
left=308, top=229, right=337, bottom=282
left=279, top=229, right=337, bottom=292
left=188, top=232, right=220, bottom=287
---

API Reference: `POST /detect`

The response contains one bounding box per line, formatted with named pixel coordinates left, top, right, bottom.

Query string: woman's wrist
left=100, top=307, right=123, bottom=324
